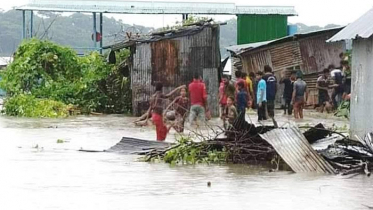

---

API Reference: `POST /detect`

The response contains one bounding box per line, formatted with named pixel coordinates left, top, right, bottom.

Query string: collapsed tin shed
left=227, top=28, right=346, bottom=105
left=328, top=8, right=373, bottom=139
left=107, top=22, right=221, bottom=116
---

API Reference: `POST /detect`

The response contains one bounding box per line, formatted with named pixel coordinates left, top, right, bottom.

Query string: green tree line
left=0, top=10, right=339, bottom=58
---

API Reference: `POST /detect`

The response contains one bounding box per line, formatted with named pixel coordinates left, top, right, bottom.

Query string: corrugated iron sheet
left=107, top=137, right=170, bottom=154
left=269, top=41, right=302, bottom=71
left=240, top=41, right=301, bottom=73
left=131, top=43, right=153, bottom=115
left=131, top=25, right=220, bottom=116
left=241, top=50, right=272, bottom=73
left=260, top=126, right=336, bottom=174
left=150, top=40, right=180, bottom=86
left=328, top=8, right=373, bottom=42
left=227, top=27, right=344, bottom=55
left=299, top=32, right=345, bottom=74
left=226, top=41, right=271, bottom=54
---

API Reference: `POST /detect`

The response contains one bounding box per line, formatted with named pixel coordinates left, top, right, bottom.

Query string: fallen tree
left=144, top=114, right=283, bottom=169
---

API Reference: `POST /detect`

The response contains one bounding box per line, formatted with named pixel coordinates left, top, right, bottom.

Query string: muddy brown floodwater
left=1, top=112, right=372, bottom=210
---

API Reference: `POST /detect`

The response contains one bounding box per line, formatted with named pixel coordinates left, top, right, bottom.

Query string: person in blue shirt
left=256, top=71, right=267, bottom=121
left=263, top=65, right=277, bottom=118
left=236, top=81, right=248, bottom=115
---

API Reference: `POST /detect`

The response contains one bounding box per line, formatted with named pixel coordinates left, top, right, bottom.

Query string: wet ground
left=2, top=111, right=372, bottom=210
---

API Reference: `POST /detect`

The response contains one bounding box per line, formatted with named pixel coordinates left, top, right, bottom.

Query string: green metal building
left=237, top=15, right=289, bottom=45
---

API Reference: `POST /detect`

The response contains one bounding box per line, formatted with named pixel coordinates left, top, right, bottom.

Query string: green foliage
left=1, top=39, right=81, bottom=95
left=160, top=16, right=212, bottom=32
left=0, top=39, right=132, bottom=117
left=3, top=94, right=68, bottom=118
left=335, top=100, right=350, bottom=119
left=180, top=16, right=211, bottom=26
left=152, top=137, right=227, bottom=165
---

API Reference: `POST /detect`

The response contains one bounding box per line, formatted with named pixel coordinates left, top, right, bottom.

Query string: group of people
left=316, top=53, right=351, bottom=113
left=136, top=73, right=209, bottom=141
left=219, top=65, right=308, bottom=122
left=138, top=56, right=352, bottom=141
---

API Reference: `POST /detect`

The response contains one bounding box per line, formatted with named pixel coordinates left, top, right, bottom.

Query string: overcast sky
left=1, top=0, right=372, bottom=28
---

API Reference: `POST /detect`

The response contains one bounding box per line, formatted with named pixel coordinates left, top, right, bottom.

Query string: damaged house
left=226, top=28, right=346, bottom=106
left=106, top=21, right=221, bottom=116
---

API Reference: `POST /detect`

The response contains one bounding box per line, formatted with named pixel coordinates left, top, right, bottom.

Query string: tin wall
left=131, top=26, right=221, bottom=116
left=350, top=37, right=373, bottom=138
left=299, top=32, right=345, bottom=74
left=240, top=41, right=301, bottom=73
left=240, top=41, right=301, bottom=105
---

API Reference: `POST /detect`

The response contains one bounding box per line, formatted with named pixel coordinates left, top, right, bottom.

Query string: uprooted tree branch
left=143, top=114, right=373, bottom=176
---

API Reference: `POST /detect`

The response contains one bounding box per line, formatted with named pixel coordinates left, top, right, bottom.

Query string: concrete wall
left=350, top=36, right=373, bottom=138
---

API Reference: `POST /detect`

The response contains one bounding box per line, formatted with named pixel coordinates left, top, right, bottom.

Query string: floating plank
left=260, top=126, right=337, bottom=174
left=107, top=137, right=170, bottom=154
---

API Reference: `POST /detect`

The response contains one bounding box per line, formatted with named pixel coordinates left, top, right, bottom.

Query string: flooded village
left=1, top=0, right=373, bottom=210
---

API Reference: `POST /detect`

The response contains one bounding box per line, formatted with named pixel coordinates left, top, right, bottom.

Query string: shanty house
left=227, top=28, right=346, bottom=105
left=107, top=22, right=221, bottom=116
left=328, top=8, right=373, bottom=138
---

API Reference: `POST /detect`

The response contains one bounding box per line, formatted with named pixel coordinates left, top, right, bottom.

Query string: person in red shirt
left=199, top=76, right=211, bottom=120
left=234, top=71, right=248, bottom=91
left=219, top=75, right=236, bottom=118
left=188, top=73, right=208, bottom=125
left=149, top=82, right=185, bottom=141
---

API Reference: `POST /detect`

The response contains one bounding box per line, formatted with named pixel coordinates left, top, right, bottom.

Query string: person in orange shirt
left=243, top=72, right=254, bottom=107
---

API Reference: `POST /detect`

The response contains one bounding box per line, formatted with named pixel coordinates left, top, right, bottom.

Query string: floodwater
left=1, top=113, right=372, bottom=210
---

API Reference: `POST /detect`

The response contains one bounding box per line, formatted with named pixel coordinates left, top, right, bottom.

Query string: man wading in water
left=149, top=82, right=185, bottom=141
left=292, top=71, right=308, bottom=119
left=188, top=73, right=208, bottom=126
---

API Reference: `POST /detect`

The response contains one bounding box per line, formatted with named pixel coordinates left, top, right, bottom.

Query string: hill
left=0, top=10, right=340, bottom=58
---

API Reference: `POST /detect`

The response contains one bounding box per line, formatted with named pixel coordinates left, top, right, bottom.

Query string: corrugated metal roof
left=225, top=41, right=272, bottom=54
left=227, top=27, right=344, bottom=54
left=260, top=126, right=337, bottom=174
left=16, top=0, right=297, bottom=15
left=107, top=137, right=170, bottom=154
left=328, top=7, right=373, bottom=42
left=105, top=22, right=217, bottom=50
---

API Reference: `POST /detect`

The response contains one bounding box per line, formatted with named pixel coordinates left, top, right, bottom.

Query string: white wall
left=350, top=36, right=373, bottom=138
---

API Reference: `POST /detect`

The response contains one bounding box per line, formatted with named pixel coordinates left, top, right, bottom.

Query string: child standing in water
left=236, top=81, right=248, bottom=115
left=222, top=96, right=238, bottom=128
left=166, top=87, right=189, bottom=133
left=150, top=82, right=185, bottom=141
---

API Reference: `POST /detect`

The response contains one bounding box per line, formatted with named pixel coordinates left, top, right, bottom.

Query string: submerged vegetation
left=0, top=39, right=131, bottom=117
left=4, top=94, right=69, bottom=118
left=147, top=137, right=228, bottom=165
